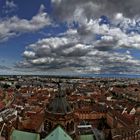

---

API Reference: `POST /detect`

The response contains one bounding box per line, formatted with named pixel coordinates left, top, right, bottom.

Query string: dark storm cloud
left=52, top=0, right=140, bottom=21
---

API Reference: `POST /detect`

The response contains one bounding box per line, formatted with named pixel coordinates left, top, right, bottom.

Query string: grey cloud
left=52, top=0, right=140, bottom=22
left=94, top=45, right=113, bottom=51
left=73, top=18, right=140, bottom=50
left=94, top=37, right=117, bottom=51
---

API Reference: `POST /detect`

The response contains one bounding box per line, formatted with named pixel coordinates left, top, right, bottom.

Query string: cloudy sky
left=0, top=0, right=140, bottom=75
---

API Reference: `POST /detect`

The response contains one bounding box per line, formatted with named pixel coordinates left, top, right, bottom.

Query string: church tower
left=44, top=83, right=76, bottom=136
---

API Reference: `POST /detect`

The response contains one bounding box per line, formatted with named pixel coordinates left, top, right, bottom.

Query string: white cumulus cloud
left=0, top=4, right=51, bottom=41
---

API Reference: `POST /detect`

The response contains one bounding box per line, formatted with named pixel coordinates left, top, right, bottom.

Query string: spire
left=47, top=82, right=72, bottom=115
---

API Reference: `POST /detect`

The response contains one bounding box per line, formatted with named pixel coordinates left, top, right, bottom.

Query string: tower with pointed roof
left=44, top=83, right=76, bottom=137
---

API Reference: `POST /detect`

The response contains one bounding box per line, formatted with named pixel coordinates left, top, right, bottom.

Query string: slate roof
left=47, top=84, right=72, bottom=115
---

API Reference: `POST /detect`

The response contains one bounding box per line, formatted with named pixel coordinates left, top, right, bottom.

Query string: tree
left=2, top=84, right=10, bottom=90
left=15, top=84, right=21, bottom=90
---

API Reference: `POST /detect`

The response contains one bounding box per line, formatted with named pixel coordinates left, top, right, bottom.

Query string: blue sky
left=0, top=0, right=140, bottom=75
